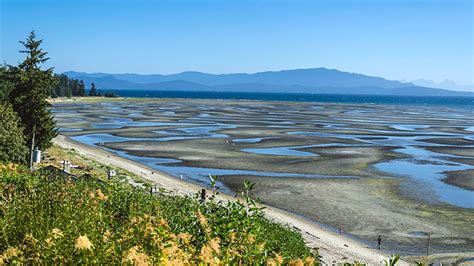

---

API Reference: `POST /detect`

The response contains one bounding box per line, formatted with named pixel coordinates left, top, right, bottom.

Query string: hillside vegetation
left=0, top=162, right=317, bottom=265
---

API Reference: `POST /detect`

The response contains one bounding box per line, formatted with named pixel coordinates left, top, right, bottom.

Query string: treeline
left=87, top=82, right=118, bottom=98
left=53, top=75, right=118, bottom=98
left=0, top=31, right=119, bottom=164
left=0, top=31, right=57, bottom=164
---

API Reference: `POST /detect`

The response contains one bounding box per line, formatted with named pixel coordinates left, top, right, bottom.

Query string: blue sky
left=1, top=0, right=472, bottom=86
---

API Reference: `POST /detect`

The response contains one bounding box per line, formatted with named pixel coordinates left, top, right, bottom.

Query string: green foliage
left=88, top=83, right=97, bottom=96
left=0, top=104, right=28, bottom=163
left=52, top=74, right=85, bottom=98
left=0, top=66, right=14, bottom=102
left=104, top=90, right=118, bottom=97
left=0, top=166, right=317, bottom=264
left=384, top=254, right=400, bottom=266
left=6, top=31, right=57, bottom=150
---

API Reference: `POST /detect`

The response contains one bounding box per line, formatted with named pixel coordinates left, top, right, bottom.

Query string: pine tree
left=97, top=89, right=103, bottom=97
left=79, top=80, right=86, bottom=96
left=89, top=83, right=97, bottom=96
left=0, top=65, right=14, bottom=101
left=7, top=31, right=58, bottom=153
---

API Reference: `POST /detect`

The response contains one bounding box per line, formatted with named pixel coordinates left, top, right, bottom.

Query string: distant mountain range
left=64, top=68, right=474, bottom=96
left=410, top=79, right=474, bottom=93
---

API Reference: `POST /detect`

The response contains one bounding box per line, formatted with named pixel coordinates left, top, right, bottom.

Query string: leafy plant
left=0, top=164, right=317, bottom=264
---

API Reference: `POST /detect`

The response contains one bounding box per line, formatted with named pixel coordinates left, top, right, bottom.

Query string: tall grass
left=0, top=164, right=317, bottom=264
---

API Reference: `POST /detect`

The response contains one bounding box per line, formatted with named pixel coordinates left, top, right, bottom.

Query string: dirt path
left=54, top=134, right=405, bottom=265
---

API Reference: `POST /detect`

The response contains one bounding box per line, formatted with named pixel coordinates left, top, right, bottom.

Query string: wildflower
left=159, top=218, right=168, bottom=228
left=196, top=209, right=207, bottom=226
left=123, top=246, right=149, bottom=266
left=7, top=163, right=17, bottom=171
left=75, top=235, right=93, bottom=251
left=199, top=245, right=215, bottom=264
left=89, top=191, right=95, bottom=199
left=24, top=233, right=38, bottom=246
left=96, top=189, right=108, bottom=201
left=3, top=247, right=20, bottom=260
left=289, top=258, right=304, bottom=266
left=304, top=257, right=315, bottom=265
left=275, top=253, right=284, bottom=265
left=209, top=238, right=220, bottom=253
left=266, top=258, right=277, bottom=266
left=247, top=234, right=255, bottom=243
left=103, top=230, right=111, bottom=242
left=51, top=228, right=64, bottom=239
left=229, top=232, right=237, bottom=242
left=145, top=222, right=154, bottom=234
left=45, top=238, right=54, bottom=247
left=177, top=233, right=192, bottom=243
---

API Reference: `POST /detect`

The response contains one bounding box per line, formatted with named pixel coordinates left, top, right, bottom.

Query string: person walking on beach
left=377, top=235, right=382, bottom=250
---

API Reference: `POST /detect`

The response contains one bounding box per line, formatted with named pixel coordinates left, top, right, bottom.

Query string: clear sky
left=1, top=0, right=472, bottom=86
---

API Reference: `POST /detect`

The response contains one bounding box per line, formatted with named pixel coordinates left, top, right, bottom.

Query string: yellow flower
left=159, top=218, right=168, bottom=228
left=45, top=238, right=54, bottom=247
left=96, top=189, right=108, bottom=201
left=199, top=245, right=214, bottom=264
left=75, top=235, right=93, bottom=251
left=275, top=253, right=284, bottom=265
left=103, top=230, right=112, bottom=242
left=229, top=232, right=237, bottom=242
left=289, top=258, right=304, bottom=266
left=24, top=233, right=38, bottom=246
left=304, top=257, right=315, bottom=265
left=3, top=247, right=20, bottom=258
left=196, top=209, right=207, bottom=226
left=247, top=234, right=255, bottom=243
left=209, top=238, right=220, bottom=254
left=51, top=228, right=64, bottom=239
left=89, top=191, right=95, bottom=199
left=177, top=233, right=192, bottom=243
left=266, top=259, right=277, bottom=266
left=122, top=246, right=149, bottom=266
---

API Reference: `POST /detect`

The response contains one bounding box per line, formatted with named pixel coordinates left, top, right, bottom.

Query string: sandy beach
left=54, top=134, right=399, bottom=265
left=51, top=98, right=474, bottom=264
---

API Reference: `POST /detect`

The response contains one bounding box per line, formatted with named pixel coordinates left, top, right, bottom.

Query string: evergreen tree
left=0, top=103, right=28, bottom=163
left=79, top=80, right=86, bottom=96
left=7, top=31, right=58, bottom=152
left=72, top=79, right=79, bottom=95
left=89, top=83, right=97, bottom=96
left=0, top=65, right=14, bottom=101
left=97, top=89, right=103, bottom=97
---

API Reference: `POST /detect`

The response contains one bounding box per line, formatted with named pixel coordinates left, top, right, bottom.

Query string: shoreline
left=54, top=134, right=398, bottom=265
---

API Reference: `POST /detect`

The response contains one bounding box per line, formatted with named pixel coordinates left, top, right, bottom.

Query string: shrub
left=0, top=103, right=28, bottom=164
left=0, top=165, right=317, bottom=264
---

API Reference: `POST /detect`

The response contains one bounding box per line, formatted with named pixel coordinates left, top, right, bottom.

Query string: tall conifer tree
left=89, top=83, right=97, bottom=96
left=7, top=31, right=58, bottom=152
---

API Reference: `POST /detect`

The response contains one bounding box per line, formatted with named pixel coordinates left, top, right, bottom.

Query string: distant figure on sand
left=377, top=235, right=382, bottom=250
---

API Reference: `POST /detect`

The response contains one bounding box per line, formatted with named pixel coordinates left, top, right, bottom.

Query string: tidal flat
left=53, top=98, right=474, bottom=254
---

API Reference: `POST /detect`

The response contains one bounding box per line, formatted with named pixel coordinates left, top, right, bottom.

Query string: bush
left=0, top=165, right=317, bottom=264
left=0, top=103, right=28, bottom=163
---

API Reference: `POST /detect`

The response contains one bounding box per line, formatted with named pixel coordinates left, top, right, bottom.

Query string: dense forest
left=52, top=74, right=118, bottom=98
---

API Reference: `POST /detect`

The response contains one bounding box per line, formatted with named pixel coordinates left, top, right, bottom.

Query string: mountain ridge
left=64, top=68, right=474, bottom=96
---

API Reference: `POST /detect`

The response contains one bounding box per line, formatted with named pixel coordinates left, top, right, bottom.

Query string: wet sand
left=52, top=98, right=474, bottom=262
left=54, top=135, right=396, bottom=265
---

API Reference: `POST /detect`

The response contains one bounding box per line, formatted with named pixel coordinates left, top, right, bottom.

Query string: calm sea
left=110, top=90, right=474, bottom=108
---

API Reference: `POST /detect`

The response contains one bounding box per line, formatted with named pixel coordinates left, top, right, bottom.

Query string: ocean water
left=110, top=90, right=474, bottom=108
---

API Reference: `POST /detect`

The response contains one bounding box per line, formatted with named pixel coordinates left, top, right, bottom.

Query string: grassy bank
left=0, top=160, right=317, bottom=265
